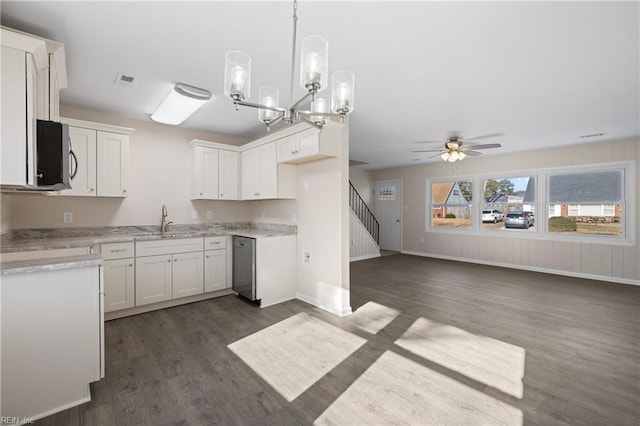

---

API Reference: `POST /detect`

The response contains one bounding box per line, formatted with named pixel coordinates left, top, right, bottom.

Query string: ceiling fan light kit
left=223, top=0, right=355, bottom=130
left=412, top=135, right=502, bottom=162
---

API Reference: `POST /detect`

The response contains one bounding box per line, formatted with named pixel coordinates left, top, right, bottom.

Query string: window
left=482, top=176, right=536, bottom=231
left=548, top=170, right=623, bottom=236
left=430, top=180, right=472, bottom=229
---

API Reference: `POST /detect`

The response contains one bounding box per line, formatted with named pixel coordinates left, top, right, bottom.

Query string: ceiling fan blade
left=463, top=143, right=502, bottom=150
left=412, top=149, right=445, bottom=153
left=463, top=133, right=503, bottom=141
left=429, top=152, right=444, bottom=159
left=464, top=150, right=483, bottom=156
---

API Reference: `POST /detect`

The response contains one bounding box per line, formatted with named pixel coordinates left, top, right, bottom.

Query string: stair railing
left=349, top=181, right=380, bottom=245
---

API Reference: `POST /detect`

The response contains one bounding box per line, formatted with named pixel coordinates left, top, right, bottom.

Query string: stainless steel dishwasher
left=232, top=236, right=259, bottom=305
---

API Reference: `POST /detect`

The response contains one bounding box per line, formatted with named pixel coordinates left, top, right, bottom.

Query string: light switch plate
left=63, top=212, right=73, bottom=223
left=206, top=211, right=213, bottom=220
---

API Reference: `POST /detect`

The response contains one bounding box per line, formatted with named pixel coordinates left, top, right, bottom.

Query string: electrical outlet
left=63, top=212, right=73, bottom=223
left=206, top=211, right=213, bottom=220
left=192, top=210, right=198, bottom=219
left=303, top=250, right=311, bottom=264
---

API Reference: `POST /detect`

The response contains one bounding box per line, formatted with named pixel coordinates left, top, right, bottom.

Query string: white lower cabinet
left=102, top=242, right=135, bottom=312
left=205, top=249, right=227, bottom=292
left=104, top=258, right=135, bottom=312
left=136, top=254, right=173, bottom=306
left=172, top=251, right=204, bottom=298
left=135, top=237, right=205, bottom=307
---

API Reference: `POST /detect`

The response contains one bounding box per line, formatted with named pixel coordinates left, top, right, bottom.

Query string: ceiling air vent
left=114, top=72, right=135, bottom=87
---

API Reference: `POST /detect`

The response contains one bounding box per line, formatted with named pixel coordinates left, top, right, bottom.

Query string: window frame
left=425, top=161, right=635, bottom=246
left=426, top=177, right=475, bottom=233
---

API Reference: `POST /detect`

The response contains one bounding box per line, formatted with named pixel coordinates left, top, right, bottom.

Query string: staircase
left=349, top=182, right=380, bottom=261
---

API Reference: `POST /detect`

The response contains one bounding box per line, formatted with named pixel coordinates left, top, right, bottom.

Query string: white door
left=374, top=180, right=402, bottom=251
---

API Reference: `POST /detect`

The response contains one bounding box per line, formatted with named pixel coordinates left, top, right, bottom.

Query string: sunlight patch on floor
left=349, top=301, right=400, bottom=334
left=395, top=317, right=525, bottom=398
left=227, top=312, right=366, bottom=402
left=315, top=350, right=522, bottom=426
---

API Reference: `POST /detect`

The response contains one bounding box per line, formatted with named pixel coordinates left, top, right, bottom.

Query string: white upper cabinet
left=58, top=119, right=133, bottom=197
left=276, top=127, right=338, bottom=164
left=191, top=146, right=220, bottom=200
left=219, top=150, right=239, bottom=200
left=97, top=131, right=129, bottom=197
left=241, top=141, right=295, bottom=200
left=190, top=142, right=240, bottom=200
left=63, top=126, right=97, bottom=196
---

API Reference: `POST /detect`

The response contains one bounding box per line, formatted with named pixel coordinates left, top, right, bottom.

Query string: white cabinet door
left=1, top=46, right=28, bottom=186
left=276, top=135, right=299, bottom=163
left=136, top=254, right=172, bottom=306
left=219, top=149, right=239, bottom=200
left=60, top=126, right=97, bottom=196
left=172, top=251, right=204, bottom=299
left=257, top=142, right=278, bottom=199
left=241, top=147, right=260, bottom=200
left=104, top=258, right=135, bottom=312
left=192, top=146, right=219, bottom=199
left=204, top=249, right=227, bottom=292
left=97, top=131, right=129, bottom=197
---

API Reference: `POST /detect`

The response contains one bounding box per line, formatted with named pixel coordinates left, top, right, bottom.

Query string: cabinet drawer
left=204, top=236, right=226, bottom=250
left=136, top=237, right=203, bottom=257
left=101, top=242, right=134, bottom=260
left=1, top=247, right=91, bottom=262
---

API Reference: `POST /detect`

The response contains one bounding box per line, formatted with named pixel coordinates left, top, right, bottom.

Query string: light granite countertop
left=0, top=254, right=103, bottom=275
left=0, top=222, right=296, bottom=253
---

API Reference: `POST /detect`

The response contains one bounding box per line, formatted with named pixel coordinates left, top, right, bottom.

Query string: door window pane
left=431, top=181, right=472, bottom=229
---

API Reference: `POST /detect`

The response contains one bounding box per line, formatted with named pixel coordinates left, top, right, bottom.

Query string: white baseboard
left=401, top=250, right=640, bottom=287
left=296, top=292, right=352, bottom=317
left=350, top=253, right=381, bottom=262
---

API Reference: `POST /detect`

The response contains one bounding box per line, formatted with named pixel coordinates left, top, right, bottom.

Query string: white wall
left=350, top=210, right=380, bottom=261
left=5, top=105, right=260, bottom=229
left=296, top=122, right=351, bottom=316
left=372, top=137, right=640, bottom=284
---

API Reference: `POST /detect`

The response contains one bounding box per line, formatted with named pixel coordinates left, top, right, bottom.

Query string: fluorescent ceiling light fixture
left=151, top=83, right=212, bottom=125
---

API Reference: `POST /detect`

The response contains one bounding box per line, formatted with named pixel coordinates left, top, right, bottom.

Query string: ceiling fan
left=412, top=134, right=502, bottom=162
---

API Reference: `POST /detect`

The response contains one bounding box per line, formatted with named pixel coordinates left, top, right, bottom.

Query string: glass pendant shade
left=300, top=36, right=328, bottom=92
left=224, top=51, right=251, bottom=100
left=440, top=152, right=449, bottom=162
left=310, top=96, right=329, bottom=123
left=457, top=151, right=466, bottom=161
left=331, top=70, right=355, bottom=115
left=258, top=86, right=279, bottom=123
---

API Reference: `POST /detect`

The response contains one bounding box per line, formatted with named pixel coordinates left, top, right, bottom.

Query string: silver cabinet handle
left=123, top=189, right=127, bottom=193
left=206, top=255, right=210, bottom=259
left=110, top=248, right=126, bottom=253
left=167, top=259, right=171, bottom=263
left=220, top=193, right=224, bottom=198
left=128, top=264, right=133, bottom=267
left=90, top=188, right=94, bottom=192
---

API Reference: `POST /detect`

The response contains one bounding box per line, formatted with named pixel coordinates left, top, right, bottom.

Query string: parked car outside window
left=482, top=209, right=503, bottom=223
left=505, top=211, right=535, bottom=229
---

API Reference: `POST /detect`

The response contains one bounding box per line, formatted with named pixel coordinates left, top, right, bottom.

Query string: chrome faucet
left=161, top=204, right=173, bottom=234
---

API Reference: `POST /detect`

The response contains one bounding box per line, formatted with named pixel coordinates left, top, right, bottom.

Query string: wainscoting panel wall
left=372, top=138, right=640, bottom=284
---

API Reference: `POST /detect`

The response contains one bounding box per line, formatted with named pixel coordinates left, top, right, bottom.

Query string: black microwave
left=36, top=119, right=75, bottom=190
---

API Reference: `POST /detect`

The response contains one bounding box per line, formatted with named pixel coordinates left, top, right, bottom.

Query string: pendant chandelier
left=223, top=0, right=355, bottom=130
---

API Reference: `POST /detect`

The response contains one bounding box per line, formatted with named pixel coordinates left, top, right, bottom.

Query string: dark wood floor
left=38, top=254, right=639, bottom=425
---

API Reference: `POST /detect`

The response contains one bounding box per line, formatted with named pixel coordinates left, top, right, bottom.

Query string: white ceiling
left=2, top=1, right=638, bottom=170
